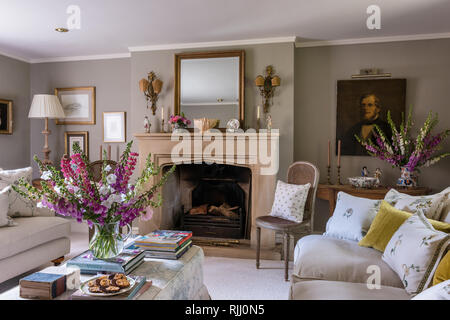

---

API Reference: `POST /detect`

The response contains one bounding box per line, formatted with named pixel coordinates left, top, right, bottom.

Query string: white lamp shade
left=28, top=94, right=66, bottom=119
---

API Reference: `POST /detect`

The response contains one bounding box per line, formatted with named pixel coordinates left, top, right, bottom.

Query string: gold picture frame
left=55, top=86, right=96, bottom=125
left=64, top=131, right=89, bottom=159
left=0, top=99, right=13, bottom=134
left=103, top=112, right=126, bottom=143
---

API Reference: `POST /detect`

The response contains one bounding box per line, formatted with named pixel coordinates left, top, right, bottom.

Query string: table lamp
left=28, top=94, right=65, bottom=165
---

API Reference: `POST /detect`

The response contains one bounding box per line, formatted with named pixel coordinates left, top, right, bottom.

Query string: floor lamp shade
left=28, top=94, right=65, bottom=119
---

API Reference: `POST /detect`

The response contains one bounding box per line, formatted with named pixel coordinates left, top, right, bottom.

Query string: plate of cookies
left=81, top=273, right=135, bottom=296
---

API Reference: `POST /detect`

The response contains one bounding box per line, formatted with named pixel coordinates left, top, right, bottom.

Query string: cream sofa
left=289, top=233, right=448, bottom=300
left=0, top=212, right=71, bottom=283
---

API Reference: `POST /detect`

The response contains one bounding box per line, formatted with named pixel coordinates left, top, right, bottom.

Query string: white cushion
left=324, top=192, right=381, bottom=241
left=384, top=187, right=450, bottom=221
left=269, top=180, right=310, bottom=223
left=0, top=216, right=71, bottom=260
left=290, top=280, right=411, bottom=300
left=382, top=212, right=450, bottom=295
left=412, top=280, right=450, bottom=300
left=0, top=186, right=16, bottom=227
left=0, top=167, right=38, bottom=217
left=293, top=234, right=403, bottom=288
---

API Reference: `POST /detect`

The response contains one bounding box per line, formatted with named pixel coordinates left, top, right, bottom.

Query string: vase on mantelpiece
left=396, top=166, right=418, bottom=188
left=173, top=122, right=188, bottom=133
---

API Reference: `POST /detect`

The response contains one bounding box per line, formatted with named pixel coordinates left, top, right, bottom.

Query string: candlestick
left=108, top=145, right=111, bottom=160
left=99, top=145, right=102, bottom=160
left=327, top=165, right=331, bottom=184
left=337, top=166, right=342, bottom=185
left=161, top=118, right=165, bottom=133
left=327, top=140, right=331, bottom=167
left=337, top=140, right=341, bottom=167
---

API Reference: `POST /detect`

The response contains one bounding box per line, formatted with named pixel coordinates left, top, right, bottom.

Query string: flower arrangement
left=169, top=112, right=191, bottom=129
left=355, top=109, right=449, bottom=173
left=13, top=141, right=175, bottom=259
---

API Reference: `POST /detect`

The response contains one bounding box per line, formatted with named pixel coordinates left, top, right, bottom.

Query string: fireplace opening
left=162, top=163, right=251, bottom=240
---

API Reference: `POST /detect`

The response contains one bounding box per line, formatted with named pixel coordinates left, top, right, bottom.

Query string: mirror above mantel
left=174, top=50, right=245, bottom=129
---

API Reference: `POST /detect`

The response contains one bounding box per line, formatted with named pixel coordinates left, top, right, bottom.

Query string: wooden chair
left=255, top=161, right=319, bottom=281
left=87, top=160, right=117, bottom=241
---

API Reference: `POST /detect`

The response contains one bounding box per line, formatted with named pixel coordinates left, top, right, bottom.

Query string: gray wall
left=0, top=55, right=30, bottom=169
left=130, top=43, right=295, bottom=180
left=295, top=38, right=450, bottom=231
left=30, top=58, right=131, bottom=177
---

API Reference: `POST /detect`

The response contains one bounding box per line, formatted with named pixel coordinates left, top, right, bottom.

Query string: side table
left=317, top=184, right=431, bottom=216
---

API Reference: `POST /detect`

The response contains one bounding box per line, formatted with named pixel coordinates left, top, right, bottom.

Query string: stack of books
left=20, top=272, right=67, bottom=299
left=129, top=230, right=193, bottom=260
left=67, top=247, right=145, bottom=275
left=71, top=276, right=152, bottom=300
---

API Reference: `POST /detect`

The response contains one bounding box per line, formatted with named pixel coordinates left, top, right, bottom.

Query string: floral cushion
left=0, top=186, right=16, bottom=227
left=269, top=180, right=310, bottom=223
left=324, top=192, right=381, bottom=242
left=384, top=187, right=450, bottom=221
left=0, top=167, right=40, bottom=217
left=382, top=212, right=450, bottom=295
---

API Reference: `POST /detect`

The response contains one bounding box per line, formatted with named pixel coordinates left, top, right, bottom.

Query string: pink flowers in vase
left=12, top=141, right=175, bottom=228
left=169, top=112, right=191, bottom=129
left=355, top=108, right=449, bottom=173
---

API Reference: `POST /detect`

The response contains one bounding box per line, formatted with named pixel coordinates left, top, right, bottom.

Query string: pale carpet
left=1, top=225, right=292, bottom=299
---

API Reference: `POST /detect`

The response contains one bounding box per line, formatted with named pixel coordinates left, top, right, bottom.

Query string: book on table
left=126, top=239, right=192, bottom=260
left=66, top=247, right=145, bottom=274
left=134, top=230, right=192, bottom=249
left=71, top=276, right=152, bottom=300
left=19, top=273, right=66, bottom=299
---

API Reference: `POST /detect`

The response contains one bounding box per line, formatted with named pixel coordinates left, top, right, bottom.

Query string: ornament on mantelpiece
left=144, top=115, right=151, bottom=133
left=374, top=168, right=382, bottom=187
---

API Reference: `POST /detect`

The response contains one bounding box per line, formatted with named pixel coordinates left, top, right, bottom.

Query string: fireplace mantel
left=134, top=131, right=280, bottom=249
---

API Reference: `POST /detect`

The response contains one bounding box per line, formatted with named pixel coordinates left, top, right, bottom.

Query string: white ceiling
left=1, top=0, right=450, bottom=62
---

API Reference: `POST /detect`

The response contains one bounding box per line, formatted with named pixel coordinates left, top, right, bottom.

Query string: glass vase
left=396, top=166, right=418, bottom=187
left=173, top=122, right=188, bottom=132
left=89, top=222, right=131, bottom=260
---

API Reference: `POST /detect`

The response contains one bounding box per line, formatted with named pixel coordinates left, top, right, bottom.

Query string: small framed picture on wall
left=55, top=86, right=96, bottom=125
left=103, top=111, right=126, bottom=143
left=0, top=99, right=13, bottom=134
left=65, top=131, right=89, bottom=159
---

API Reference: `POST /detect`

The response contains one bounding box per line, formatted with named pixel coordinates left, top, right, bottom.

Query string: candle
left=161, top=106, right=164, bottom=120
left=337, top=140, right=341, bottom=167
left=257, top=106, right=260, bottom=119
left=327, top=140, right=331, bottom=167
left=99, top=145, right=103, bottom=160
left=108, top=145, right=111, bottom=160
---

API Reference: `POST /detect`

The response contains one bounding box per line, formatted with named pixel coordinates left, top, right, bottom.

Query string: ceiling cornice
left=0, top=50, right=30, bottom=63
left=295, top=32, right=450, bottom=48
left=128, top=36, right=298, bottom=52
left=30, top=52, right=131, bottom=64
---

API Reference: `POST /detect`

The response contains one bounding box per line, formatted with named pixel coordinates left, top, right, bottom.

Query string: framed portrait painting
left=55, top=87, right=96, bottom=125
left=65, top=131, right=89, bottom=159
left=103, top=112, right=126, bottom=143
left=0, top=99, right=13, bottom=134
left=336, top=78, right=406, bottom=156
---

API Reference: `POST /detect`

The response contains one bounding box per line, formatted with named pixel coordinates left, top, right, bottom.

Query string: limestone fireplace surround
left=134, top=131, right=280, bottom=251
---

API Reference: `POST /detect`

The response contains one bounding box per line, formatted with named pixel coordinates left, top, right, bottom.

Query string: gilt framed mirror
left=174, top=50, right=245, bottom=130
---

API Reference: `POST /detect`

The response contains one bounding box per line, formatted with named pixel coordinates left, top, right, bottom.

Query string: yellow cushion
left=433, top=251, right=450, bottom=285
left=359, top=201, right=450, bottom=252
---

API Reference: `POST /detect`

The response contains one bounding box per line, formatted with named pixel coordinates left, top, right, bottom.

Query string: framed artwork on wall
left=0, top=99, right=13, bottom=134
left=103, top=112, right=126, bottom=143
left=65, top=131, right=89, bottom=159
left=55, top=86, right=96, bottom=125
left=336, top=78, right=406, bottom=156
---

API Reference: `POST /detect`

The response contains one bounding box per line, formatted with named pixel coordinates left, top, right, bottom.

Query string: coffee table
left=0, top=245, right=210, bottom=300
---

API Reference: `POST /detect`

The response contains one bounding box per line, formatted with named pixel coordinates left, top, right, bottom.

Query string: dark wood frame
left=0, top=99, right=13, bottom=134
left=64, top=131, right=89, bottom=159
left=174, top=50, right=245, bottom=130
